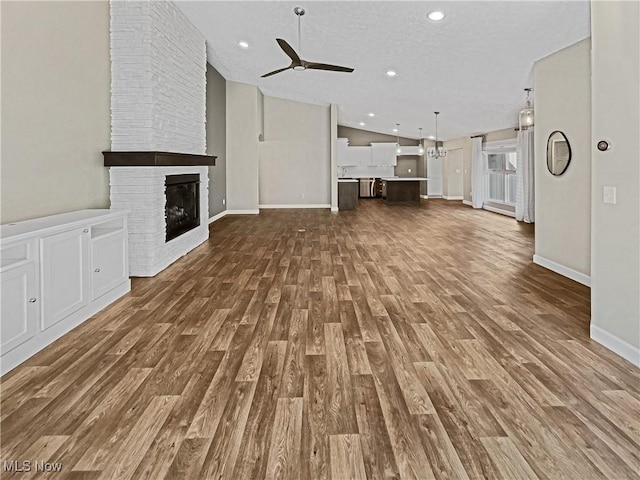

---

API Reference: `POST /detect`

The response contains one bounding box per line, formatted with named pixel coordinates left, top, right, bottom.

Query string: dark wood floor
left=2, top=199, right=639, bottom=480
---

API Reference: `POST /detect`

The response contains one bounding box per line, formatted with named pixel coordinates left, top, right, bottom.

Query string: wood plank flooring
left=2, top=199, right=639, bottom=479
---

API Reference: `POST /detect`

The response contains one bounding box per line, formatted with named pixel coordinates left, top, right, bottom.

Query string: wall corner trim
left=533, top=254, right=591, bottom=287
left=590, top=324, right=640, bottom=367
left=208, top=211, right=228, bottom=224
left=331, top=206, right=339, bottom=212
left=462, top=200, right=473, bottom=206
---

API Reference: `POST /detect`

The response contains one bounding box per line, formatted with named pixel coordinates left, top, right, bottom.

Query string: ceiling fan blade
left=261, top=66, right=291, bottom=78
left=306, top=62, right=354, bottom=73
left=276, top=38, right=301, bottom=64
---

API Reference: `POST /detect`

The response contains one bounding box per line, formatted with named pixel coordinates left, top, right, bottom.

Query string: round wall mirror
left=546, top=131, right=572, bottom=175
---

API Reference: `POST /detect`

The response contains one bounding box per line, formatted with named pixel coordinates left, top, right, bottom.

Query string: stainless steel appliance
left=359, top=178, right=376, bottom=198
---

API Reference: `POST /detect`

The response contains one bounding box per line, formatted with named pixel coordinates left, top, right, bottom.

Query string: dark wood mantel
left=103, top=151, right=216, bottom=167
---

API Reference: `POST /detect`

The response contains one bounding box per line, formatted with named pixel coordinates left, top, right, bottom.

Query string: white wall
left=226, top=81, right=259, bottom=213
left=1, top=1, right=111, bottom=223
left=110, top=1, right=206, bottom=154
left=259, top=96, right=331, bottom=207
left=533, top=39, right=592, bottom=279
left=590, top=1, right=640, bottom=364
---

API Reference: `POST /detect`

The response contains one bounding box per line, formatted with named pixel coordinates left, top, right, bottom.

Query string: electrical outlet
left=603, top=186, right=616, bottom=204
left=408, top=168, right=412, bottom=173
left=301, top=194, right=305, bottom=199
left=222, top=198, right=226, bottom=205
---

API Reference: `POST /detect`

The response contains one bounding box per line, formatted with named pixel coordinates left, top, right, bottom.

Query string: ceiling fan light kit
left=261, top=6, right=355, bottom=78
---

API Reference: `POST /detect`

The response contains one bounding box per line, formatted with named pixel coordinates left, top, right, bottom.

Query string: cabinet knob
left=28, top=297, right=37, bottom=303
left=94, top=268, right=101, bottom=273
left=83, top=228, right=89, bottom=233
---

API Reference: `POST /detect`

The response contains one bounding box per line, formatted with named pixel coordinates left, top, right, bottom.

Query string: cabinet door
left=91, top=231, right=127, bottom=300
left=1, top=262, right=38, bottom=354
left=371, top=143, right=398, bottom=166
left=41, top=228, right=90, bottom=329
left=349, top=146, right=372, bottom=166
left=336, top=138, right=350, bottom=166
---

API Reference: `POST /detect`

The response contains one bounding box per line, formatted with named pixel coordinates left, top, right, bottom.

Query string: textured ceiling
left=176, top=1, right=590, bottom=140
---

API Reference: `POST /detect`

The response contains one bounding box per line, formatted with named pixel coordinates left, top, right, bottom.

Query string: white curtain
left=471, top=137, right=485, bottom=208
left=515, top=128, right=535, bottom=223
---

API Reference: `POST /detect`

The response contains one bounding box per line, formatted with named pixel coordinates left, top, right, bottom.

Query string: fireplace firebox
left=165, top=174, right=200, bottom=242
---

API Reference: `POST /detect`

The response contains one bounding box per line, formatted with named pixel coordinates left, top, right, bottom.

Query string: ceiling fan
left=261, top=6, right=354, bottom=78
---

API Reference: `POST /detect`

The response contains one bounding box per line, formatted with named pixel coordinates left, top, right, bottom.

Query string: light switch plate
left=603, top=186, right=617, bottom=204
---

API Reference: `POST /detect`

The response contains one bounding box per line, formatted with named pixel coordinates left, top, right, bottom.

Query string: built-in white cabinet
left=336, top=138, right=350, bottom=167
left=0, top=210, right=130, bottom=375
left=370, top=143, right=398, bottom=166
left=91, top=229, right=127, bottom=300
left=0, top=260, right=38, bottom=354
left=348, top=146, right=372, bottom=166
left=41, top=228, right=91, bottom=329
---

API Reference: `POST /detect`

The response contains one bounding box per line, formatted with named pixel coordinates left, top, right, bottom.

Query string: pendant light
left=519, top=88, right=534, bottom=130
left=427, top=112, right=447, bottom=160
left=418, top=127, right=425, bottom=155
left=396, top=123, right=402, bottom=154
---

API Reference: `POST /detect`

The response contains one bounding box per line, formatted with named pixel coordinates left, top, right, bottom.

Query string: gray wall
left=259, top=96, right=331, bottom=206
left=1, top=1, right=111, bottom=223
left=206, top=64, right=227, bottom=217
left=337, top=126, right=420, bottom=177
left=534, top=39, right=591, bottom=277
left=226, top=81, right=260, bottom=212
left=591, top=1, right=639, bottom=357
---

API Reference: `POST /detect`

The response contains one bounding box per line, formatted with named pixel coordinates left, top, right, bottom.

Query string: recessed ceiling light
left=392, top=128, right=398, bottom=133
left=368, top=112, right=375, bottom=117
left=238, top=41, right=249, bottom=49
left=428, top=135, right=436, bottom=140
left=359, top=122, right=365, bottom=126
left=427, top=11, right=446, bottom=21
left=386, top=70, right=397, bottom=77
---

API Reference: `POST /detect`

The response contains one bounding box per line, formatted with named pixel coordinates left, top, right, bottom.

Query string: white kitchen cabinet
left=370, top=143, right=398, bottom=166
left=336, top=138, right=350, bottom=166
left=0, top=210, right=130, bottom=375
left=41, top=227, right=91, bottom=329
left=348, top=146, right=372, bottom=166
left=0, top=260, right=38, bottom=354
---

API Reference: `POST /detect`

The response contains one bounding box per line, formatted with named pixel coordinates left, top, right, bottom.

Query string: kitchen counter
left=381, top=177, right=426, bottom=205
left=381, top=177, right=431, bottom=181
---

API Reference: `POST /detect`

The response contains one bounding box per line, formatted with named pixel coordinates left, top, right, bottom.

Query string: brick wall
left=110, top=1, right=206, bottom=154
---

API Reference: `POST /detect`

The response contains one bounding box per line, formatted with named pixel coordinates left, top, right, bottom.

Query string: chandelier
left=519, top=88, right=534, bottom=130
left=427, top=111, right=447, bottom=160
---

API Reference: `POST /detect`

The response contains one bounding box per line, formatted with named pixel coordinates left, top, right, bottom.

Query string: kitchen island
left=381, top=177, right=429, bottom=205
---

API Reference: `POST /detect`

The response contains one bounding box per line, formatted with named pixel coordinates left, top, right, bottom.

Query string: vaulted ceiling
left=176, top=1, right=590, bottom=140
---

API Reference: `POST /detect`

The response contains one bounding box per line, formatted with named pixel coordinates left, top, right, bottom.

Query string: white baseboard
left=590, top=324, right=640, bottom=367
left=483, top=205, right=516, bottom=218
left=226, top=209, right=260, bottom=215
left=420, top=195, right=429, bottom=199
left=208, top=210, right=228, bottom=224
left=443, top=196, right=463, bottom=200
left=259, top=204, right=331, bottom=209
left=533, top=254, right=591, bottom=287
left=428, top=195, right=442, bottom=198
left=463, top=200, right=473, bottom=207
left=331, top=206, right=339, bottom=212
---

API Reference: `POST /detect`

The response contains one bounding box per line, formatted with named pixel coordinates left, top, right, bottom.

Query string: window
left=486, top=152, right=517, bottom=206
